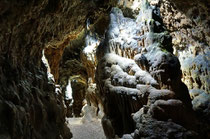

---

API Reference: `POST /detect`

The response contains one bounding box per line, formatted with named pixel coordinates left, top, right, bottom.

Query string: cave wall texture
left=156, top=0, right=210, bottom=121
left=0, top=0, right=209, bottom=139
left=0, top=0, right=114, bottom=138
left=95, top=0, right=210, bottom=138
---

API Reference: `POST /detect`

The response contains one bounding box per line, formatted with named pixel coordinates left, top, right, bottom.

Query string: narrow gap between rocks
left=42, top=17, right=106, bottom=139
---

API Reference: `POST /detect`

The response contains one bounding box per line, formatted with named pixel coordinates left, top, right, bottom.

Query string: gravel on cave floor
left=67, top=117, right=106, bottom=139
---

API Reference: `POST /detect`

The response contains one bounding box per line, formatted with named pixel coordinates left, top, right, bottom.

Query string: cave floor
left=67, top=117, right=106, bottom=139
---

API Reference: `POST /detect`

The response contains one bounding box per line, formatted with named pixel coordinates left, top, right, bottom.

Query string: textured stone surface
left=96, top=0, right=207, bottom=138
left=58, top=31, right=88, bottom=118
left=0, top=0, right=114, bottom=138
left=56, top=1, right=115, bottom=118
left=70, top=75, right=87, bottom=117
left=81, top=30, right=100, bottom=84
left=149, top=0, right=210, bottom=127
left=44, top=39, right=70, bottom=83
left=124, top=109, right=198, bottom=139
left=0, top=0, right=209, bottom=138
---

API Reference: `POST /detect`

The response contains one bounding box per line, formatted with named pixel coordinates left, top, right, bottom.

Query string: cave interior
left=0, top=0, right=209, bottom=139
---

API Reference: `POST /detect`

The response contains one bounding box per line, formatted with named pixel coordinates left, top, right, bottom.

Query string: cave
left=0, top=0, right=209, bottom=139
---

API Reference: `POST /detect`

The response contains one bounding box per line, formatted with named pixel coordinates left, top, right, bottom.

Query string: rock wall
left=0, top=0, right=114, bottom=138
left=150, top=0, right=210, bottom=123
left=117, top=0, right=210, bottom=123
left=96, top=0, right=209, bottom=138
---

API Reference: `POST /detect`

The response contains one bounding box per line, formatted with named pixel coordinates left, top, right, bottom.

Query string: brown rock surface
left=0, top=0, right=115, bottom=138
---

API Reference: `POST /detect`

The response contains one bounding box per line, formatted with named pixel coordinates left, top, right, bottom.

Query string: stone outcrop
left=96, top=0, right=208, bottom=138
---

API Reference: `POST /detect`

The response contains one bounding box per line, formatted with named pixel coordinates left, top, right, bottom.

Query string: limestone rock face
left=81, top=31, right=100, bottom=84
left=0, top=0, right=114, bottom=138
left=81, top=26, right=105, bottom=120
left=117, top=0, right=142, bottom=17
left=118, top=0, right=210, bottom=125
left=96, top=0, right=206, bottom=138
left=150, top=0, right=210, bottom=125
left=44, top=39, right=69, bottom=83
left=123, top=109, right=198, bottom=139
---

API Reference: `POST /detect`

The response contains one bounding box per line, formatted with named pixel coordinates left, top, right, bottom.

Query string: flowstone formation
left=149, top=0, right=210, bottom=122
left=96, top=0, right=207, bottom=138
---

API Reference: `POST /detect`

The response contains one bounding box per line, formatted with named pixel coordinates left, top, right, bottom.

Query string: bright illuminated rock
left=96, top=0, right=199, bottom=138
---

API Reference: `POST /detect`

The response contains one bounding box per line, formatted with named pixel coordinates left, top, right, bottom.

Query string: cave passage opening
left=41, top=19, right=106, bottom=138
